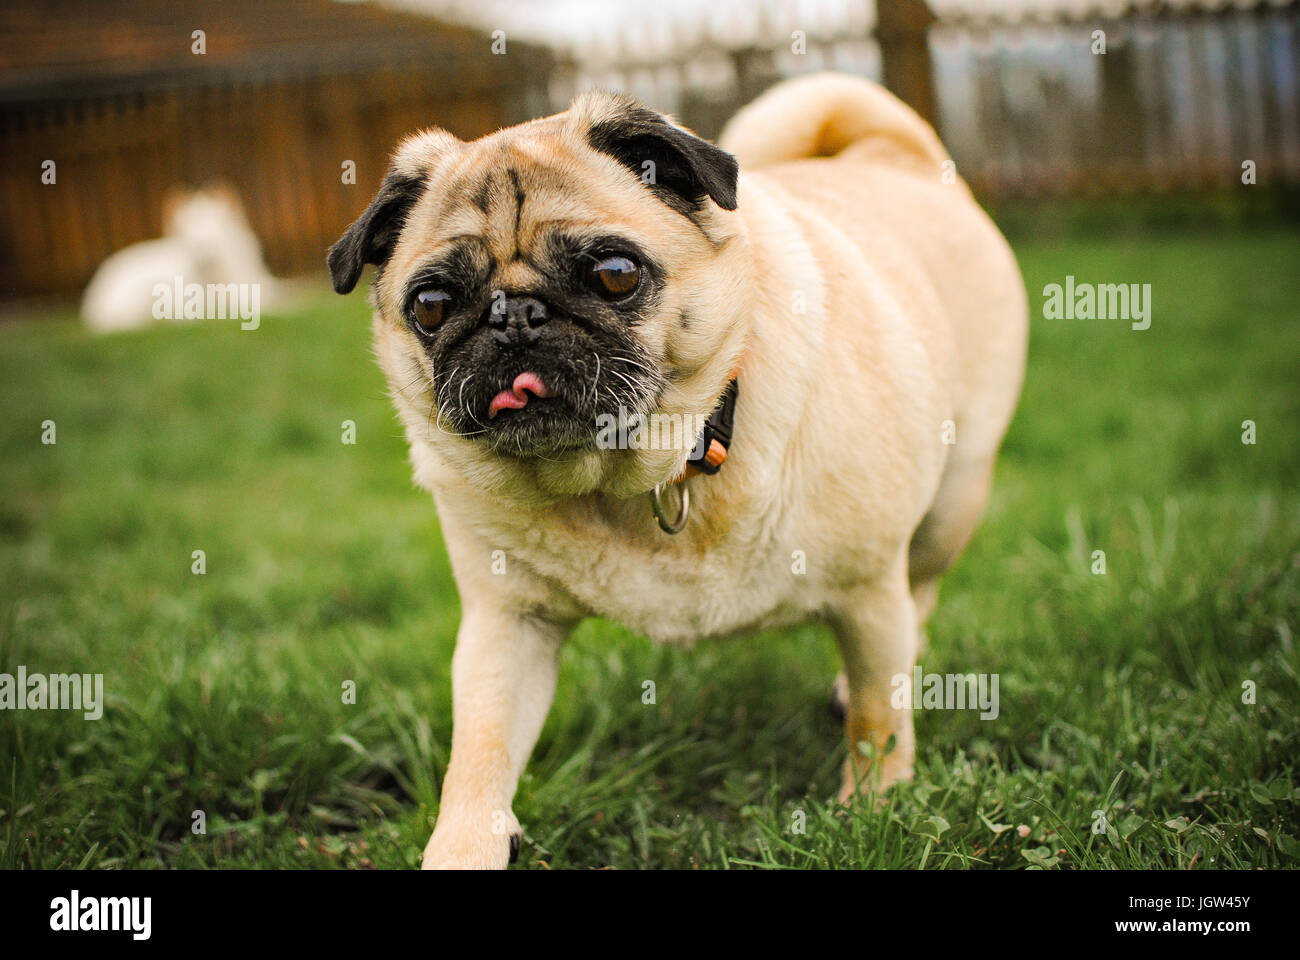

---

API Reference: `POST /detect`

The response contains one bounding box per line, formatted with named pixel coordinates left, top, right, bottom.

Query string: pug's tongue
left=488, top=371, right=550, bottom=418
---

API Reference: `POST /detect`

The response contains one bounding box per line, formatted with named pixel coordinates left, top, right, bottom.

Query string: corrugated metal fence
left=931, top=4, right=1300, bottom=195
left=555, top=1, right=1300, bottom=197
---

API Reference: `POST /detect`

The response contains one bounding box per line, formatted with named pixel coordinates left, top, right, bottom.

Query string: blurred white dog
left=81, top=182, right=282, bottom=333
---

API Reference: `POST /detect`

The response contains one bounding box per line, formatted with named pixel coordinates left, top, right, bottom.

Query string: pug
left=329, top=72, right=1027, bottom=869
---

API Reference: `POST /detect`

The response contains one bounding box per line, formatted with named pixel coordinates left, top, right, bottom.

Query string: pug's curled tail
left=717, top=72, right=950, bottom=174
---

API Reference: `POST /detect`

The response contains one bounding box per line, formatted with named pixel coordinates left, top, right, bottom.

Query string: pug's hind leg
left=829, top=559, right=918, bottom=802
left=910, top=577, right=940, bottom=658
left=422, top=609, right=565, bottom=869
left=829, top=670, right=849, bottom=721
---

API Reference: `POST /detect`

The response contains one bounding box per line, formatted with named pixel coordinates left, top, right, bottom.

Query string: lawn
left=1, top=229, right=1297, bottom=869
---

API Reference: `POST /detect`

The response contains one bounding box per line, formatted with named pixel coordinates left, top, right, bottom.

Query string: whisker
left=608, top=354, right=657, bottom=376
left=608, top=367, right=641, bottom=398
left=461, top=374, right=491, bottom=431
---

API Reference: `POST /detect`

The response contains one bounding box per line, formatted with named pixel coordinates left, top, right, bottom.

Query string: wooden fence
left=0, top=64, right=550, bottom=300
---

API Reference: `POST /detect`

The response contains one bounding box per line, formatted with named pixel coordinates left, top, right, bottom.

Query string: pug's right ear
left=327, top=171, right=426, bottom=294
left=327, top=130, right=458, bottom=294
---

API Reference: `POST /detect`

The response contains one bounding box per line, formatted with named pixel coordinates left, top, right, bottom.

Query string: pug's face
left=330, top=93, right=751, bottom=498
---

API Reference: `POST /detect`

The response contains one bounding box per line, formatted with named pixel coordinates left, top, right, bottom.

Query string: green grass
left=1, top=229, right=1297, bottom=870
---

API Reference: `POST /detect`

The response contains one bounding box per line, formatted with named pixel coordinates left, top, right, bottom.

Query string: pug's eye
left=411, top=289, right=450, bottom=333
left=588, top=256, right=640, bottom=299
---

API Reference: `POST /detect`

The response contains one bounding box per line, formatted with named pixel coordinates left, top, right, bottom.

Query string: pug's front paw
left=421, top=811, right=521, bottom=870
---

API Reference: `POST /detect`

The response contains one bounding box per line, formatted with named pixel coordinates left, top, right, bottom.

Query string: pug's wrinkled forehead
left=327, top=91, right=739, bottom=302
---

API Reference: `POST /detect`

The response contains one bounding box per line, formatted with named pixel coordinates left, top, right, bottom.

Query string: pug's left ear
left=328, top=129, right=460, bottom=294
left=582, top=95, right=739, bottom=212
left=327, top=171, right=426, bottom=294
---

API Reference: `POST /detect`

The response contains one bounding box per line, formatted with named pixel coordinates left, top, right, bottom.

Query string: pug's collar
left=650, top=366, right=740, bottom=534
left=680, top=374, right=739, bottom=480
